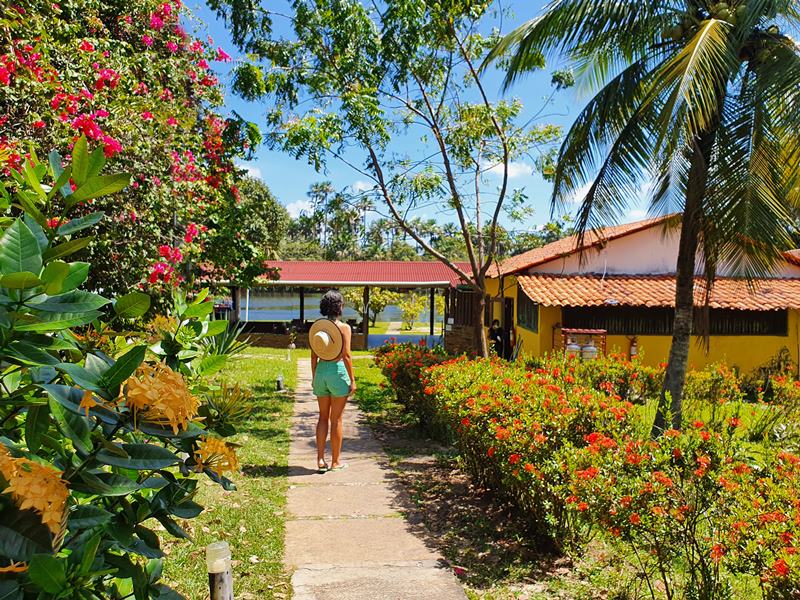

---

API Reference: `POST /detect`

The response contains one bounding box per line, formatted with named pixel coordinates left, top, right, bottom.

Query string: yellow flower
left=123, top=363, right=200, bottom=434
left=148, top=315, right=178, bottom=335
left=79, top=390, right=99, bottom=417
left=193, top=437, right=240, bottom=478
left=0, top=446, right=68, bottom=538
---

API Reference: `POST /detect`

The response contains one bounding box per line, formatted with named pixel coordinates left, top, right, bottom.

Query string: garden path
left=284, top=361, right=466, bottom=600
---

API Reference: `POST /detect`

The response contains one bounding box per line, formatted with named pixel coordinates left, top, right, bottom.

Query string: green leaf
left=182, top=301, right=213, bottom=319
left=100, top=345, right=146, bottom=391
left=78, top=534, right=101, bottom=576
left=48, top=397, right=91, bottom=455
left=16, top=310, right=103, bottom=332
left=56, top=212, right=104, bottom=236
left=7, top=341, right=59, bottom=366
left=201, top=320, right=229, bottom=337
left=96, top=444, right=179, bottom=470
left=73, top=472, right=140, bottom=496
left=0, top=220, right=43, bottom=275
left=28, top=554, right=67, bottom=593
left=67, top=174, right=130, bottom=207
left=56, top=363, right=102, bottom=392
left=0, top=580, right=22, bottom=600
left=86, top=146, right=107, bottom=179
left=114, top=292, right=151, bottom=319
left=0, top=507, right=53, bottom=562
left=43, top=237, right=91, bottom=261
left=22, top=161, right=46, bottom=198
left=194, top=355, right=227, bottom=377
left=29, top=290, right=110, bottom=313
left=24, top=214, right=48, bottom=251
left=61, top=262, right=89, bottom=292
left=68, top=505, right=114, bottom=529
left=25, top=405, right=49, bottom=453
left=0, top=272, right=43, bottom=289
left=40, top=260, right=70, bottom=295
left=72, top=136, right=89, bottom=186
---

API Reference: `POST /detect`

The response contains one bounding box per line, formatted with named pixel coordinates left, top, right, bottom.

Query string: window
left=562, top=306, right=788, bottom=336
left=517, top=286, right=539, bottom=332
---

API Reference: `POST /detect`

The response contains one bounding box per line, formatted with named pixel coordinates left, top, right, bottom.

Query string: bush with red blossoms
left=0, top=0, right=280, bottom=304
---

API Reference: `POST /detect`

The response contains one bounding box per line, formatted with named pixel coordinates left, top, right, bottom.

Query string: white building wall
left=529, top=226, right=800, bottom=278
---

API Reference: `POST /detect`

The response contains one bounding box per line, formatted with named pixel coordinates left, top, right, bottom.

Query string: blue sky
left=188, top=1, right=649, bottom=229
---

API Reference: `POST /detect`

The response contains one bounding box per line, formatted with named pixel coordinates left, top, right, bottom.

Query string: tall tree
left=218, top=0, right=562, bottom=355
left=488, top=0, right=800, bottom=431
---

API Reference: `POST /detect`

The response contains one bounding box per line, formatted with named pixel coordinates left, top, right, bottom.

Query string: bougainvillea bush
left=381, top=346, right=800, bottom=597
left=0, top=146, right=246, bottom=598
left=0, top=0, right=277, bottom=300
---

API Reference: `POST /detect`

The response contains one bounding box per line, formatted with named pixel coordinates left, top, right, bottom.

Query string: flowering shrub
left=562, top=352, right=663, bottom=404
left=0, top=147, right=247, bottom=597
left=683, top=362, right=745, bottom=418
left=423, top=356, right=639, bottom=546
left=374, top=340, right=450, bottom=432
left=0, top=0, right=278, bottom=300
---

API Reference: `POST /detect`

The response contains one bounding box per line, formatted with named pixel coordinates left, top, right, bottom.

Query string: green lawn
left=162, top=348, right=296, bottom=599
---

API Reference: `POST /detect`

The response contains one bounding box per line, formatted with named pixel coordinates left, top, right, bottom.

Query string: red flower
left=711, top=544, right=725, bottom=562
left=629, top=513, right=641, bottom=525
left=577, top=501, right=589, bottom=512
left=78, top=40, right=95, bottom=52
left=32, top=120, right=46, bottom=129
left=216, top=47, right=232, bottom=62
left=509, top=453, right=521, bottom=465
left=773, top=559, right=790, bottom=578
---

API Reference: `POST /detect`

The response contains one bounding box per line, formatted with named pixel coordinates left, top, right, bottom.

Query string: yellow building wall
left=485, top=275, right=800, bottom=374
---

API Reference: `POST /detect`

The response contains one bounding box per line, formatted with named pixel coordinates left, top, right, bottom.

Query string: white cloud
left=486, top=161, right=533, bottom=179
left=563, top=182, right=594, bottom=205
left=351, top=180, right=374, bottom=193
left=628, top=208, right=647, bottom=220
left=285, top=200, right=312, bottom=219
left=236, top=161, right=262, bottom=180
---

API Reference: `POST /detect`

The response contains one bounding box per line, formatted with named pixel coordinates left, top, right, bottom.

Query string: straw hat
left=308, top=318, right=344, bottom=361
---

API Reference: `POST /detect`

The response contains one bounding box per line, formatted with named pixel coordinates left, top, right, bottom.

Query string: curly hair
left=319, top=290, right=344, bottom=318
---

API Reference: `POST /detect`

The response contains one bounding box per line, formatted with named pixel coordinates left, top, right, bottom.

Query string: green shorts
left=313, top=360, right=351, bottom=397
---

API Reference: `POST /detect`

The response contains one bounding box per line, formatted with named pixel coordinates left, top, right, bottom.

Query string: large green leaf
left=67, top=174, right=130, bottom=207
left=29, top=290, right=110, bottom=313
left=6, top=341, right=59, bottom=366
left=97, top=444, right=179, bottom=470
left=56, top=363, right=103, bottom=393
left=0, top=272, right=43, bottom=289
left=72, top=472, right=140, bottom=496
left=61, top=262, right=89, bottom=292
left=16, top=310, right=103, bottom=332
left=42, top=237, right=91, bottom=261
left=40, top=261, right=70, bottom=295
left=114, top=292, right=151, bottom=319
left=100, top=345, right=146, bottom=391
left=201, top=320, right=229, bottom=337
left=0, top=580, right=22, bottom=600
left=194, top=355, right=227, bottom=377
left=25, top=405, right=49, bottom=453
left=48, top=397, right=91, bottom=455
left=71, top=135, right=89, bottom=186
left=56, top=211, right=104, bottom=237
left=0, top=507, right=52, bottom=561
left=182, top=300, right=213, bottom=319
left=0, top=220, right=42, bottom=275
left=68, top=505, right=114, bottom=529
left=28, top=554, right=67, bottom=594
left=23, top=214, right=47, bottom=251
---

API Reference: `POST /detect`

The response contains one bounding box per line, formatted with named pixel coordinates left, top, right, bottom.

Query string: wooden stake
left=207, top=541, right=233, bottom=600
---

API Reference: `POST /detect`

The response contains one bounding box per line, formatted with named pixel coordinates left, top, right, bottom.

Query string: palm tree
left=487, top=0, right=800, bottom=433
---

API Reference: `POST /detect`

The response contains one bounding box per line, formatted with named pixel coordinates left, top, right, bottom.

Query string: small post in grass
left=207, top=541, right=233, bottom=600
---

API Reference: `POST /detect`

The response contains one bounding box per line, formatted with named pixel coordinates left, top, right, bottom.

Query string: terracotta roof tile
left=261, top=260, right=471, bottom=286
left=493, top=214, right=678, bottom=277
left=517, top=274, right=800, bottom=311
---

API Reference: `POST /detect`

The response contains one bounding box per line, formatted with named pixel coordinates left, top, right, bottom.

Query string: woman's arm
left=341, top=325, right=356, bottom=394
left=310, top=348, right=318, bottom=379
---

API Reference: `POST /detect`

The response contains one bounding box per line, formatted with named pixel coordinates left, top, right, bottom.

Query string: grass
left=162, top=348, right=296, bottom=599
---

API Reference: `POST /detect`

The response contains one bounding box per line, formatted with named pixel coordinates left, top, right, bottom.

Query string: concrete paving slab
left=292, top=561, right=466, bottom=600
left=285, top=518, right=440, bottom=567
left=288, top=457, right=397, bottom=485
left=287, top=483, right=399, bottom=518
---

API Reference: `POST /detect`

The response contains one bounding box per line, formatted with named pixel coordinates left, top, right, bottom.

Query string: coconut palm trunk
left=653, top=129, right=717, bottom=434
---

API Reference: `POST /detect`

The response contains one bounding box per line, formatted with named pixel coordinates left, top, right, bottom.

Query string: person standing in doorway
left=309, top=290, right=356, bottom=473
left=488, top=319, right=504, bottom=358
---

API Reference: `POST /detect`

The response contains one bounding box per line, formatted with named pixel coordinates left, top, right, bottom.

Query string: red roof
left=261, top=260, right=471, bottom=287
left=493, top=215, right=678, bottom=276
left=517, top=273, right=800, bottom=311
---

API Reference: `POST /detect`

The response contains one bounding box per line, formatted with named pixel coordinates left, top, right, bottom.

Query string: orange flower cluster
left=123, top=363, right=200, bottom=434
left=193, top=437, right=239, bottom=477
left=0, top=446, right=68, bottom=538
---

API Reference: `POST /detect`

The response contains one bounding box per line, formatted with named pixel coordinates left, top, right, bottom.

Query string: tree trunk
left=652, top=132, right=716, bottom=436
left=475, top=280, right=489, bottom=357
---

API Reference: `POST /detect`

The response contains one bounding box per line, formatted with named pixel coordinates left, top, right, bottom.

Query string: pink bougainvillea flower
left=150, top=14, right=164, bottom=30
left=166, top=41, right=179, bottom=53
left=141, top=111, right=154, bottom=121
left=102, top=135, right=122, bottom=158
left=166, top=116, right=178, bottom=127
left=0, top=67, right=12, bottom=85
left=94, top=67, right=119, bottom=90
left=216, top=47, right=231, bottom=62
left=133, top=82, right=148, bottom=95
left=78, top=40, right=95, bottom=52
left=142, top=34, right=154, bottom=47
left=197, top=58, right=209, bottom=70
left=31, top=120, right=46, bottom=129
left=190, top=40, right=203, bottom=53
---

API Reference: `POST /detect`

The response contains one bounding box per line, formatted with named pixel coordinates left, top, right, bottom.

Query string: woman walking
left=309, top=290, right=356, bottom=473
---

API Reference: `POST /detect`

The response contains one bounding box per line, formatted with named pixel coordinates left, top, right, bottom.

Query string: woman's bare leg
left=316, top=396, right=331, bottom=466
left=329, top=395, right=348, bottom=468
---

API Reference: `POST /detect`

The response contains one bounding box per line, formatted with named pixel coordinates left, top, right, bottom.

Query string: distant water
left=239, top=290, right=441, bottom=323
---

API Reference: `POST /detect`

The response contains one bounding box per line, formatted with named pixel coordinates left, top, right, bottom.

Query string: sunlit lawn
left=162, top=348, right=297, bottom=599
